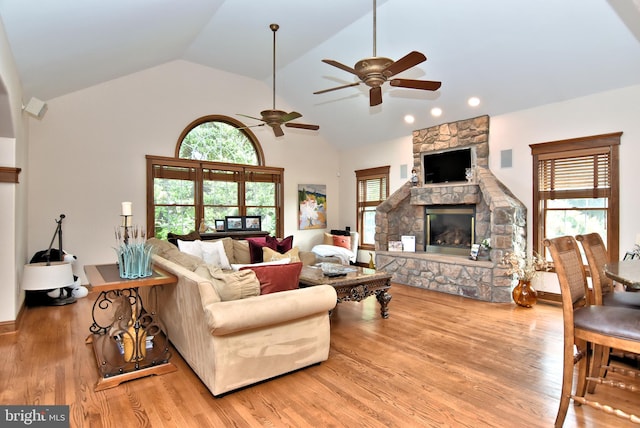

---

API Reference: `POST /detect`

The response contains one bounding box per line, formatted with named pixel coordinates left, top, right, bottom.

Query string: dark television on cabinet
left=422, top=148, right=471, bottom=184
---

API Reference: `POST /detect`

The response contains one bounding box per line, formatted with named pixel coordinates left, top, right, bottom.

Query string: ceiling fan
left=314, top=0, right=441, bottom=107
left=238, top=24, right=319, bottom=138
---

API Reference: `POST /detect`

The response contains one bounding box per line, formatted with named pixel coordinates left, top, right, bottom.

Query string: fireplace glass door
left=425, top=205, right=475, bottom=256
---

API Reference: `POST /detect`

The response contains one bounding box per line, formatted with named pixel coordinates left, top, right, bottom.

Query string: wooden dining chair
left=544, top=236, right=640, bottom=427
left=576, top=233, right=640, bottom=307
left=576, top=233, right=640, bottom=392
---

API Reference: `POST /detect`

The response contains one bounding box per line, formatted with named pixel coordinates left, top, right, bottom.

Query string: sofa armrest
left=204, top=285, right=337, bottom=336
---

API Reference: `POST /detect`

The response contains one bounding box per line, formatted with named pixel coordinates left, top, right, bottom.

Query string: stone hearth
left=374, top=115, right=527, bottom=303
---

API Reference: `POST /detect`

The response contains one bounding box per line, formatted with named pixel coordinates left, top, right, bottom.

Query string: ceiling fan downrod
left=270, top=23, right=278, bottom=110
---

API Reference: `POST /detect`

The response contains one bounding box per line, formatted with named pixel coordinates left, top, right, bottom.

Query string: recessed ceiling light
left=431, top=107, right=442, bottom=117
left=468, top=97, right=480, bottom=107
left=404, top=114, right=415, bottom=124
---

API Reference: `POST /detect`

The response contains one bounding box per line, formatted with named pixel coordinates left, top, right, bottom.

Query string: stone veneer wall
left=374, top=115, right=527, bottom=303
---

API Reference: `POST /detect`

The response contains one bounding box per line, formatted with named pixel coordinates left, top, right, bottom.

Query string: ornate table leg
left=375, top=288, right=392, bottom=319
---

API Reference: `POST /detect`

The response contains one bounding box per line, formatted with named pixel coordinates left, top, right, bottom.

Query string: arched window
left=147, top=116, right=283, bottom=239
left=175, top=115, right=264, bottom=165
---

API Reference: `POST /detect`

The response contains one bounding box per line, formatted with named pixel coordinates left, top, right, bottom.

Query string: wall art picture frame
left=225, top=216, right=243, bottom=231
left=298, top=184, right=327, bottom=230
left=215, top=219, right=225, bottom=231
left=244, top=216, right=262, bottom=231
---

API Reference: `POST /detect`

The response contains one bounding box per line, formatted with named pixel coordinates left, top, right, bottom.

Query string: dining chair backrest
left=576, top=233, right=613, bottom=305
left=545, top=236, right=590, bottom=313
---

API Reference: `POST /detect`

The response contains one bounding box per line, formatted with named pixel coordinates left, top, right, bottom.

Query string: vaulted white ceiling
left=2, top=0, right=640, bottom=149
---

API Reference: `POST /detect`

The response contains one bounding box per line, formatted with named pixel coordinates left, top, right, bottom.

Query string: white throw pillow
left=230, top=258, right=291, bottom=271
left=177, top=239, right=203, bottom=259
left=200, top=240, right=231, bottom=270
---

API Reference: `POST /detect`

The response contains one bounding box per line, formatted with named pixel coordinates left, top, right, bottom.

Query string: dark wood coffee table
left=299, top=265, right=392, bottom=318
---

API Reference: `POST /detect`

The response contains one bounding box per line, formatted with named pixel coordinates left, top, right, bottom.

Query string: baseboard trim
left=0, top=302, right=26, bottom=335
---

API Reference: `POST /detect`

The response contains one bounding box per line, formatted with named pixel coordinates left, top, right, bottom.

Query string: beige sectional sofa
left=145, top=237, right=337, bottom=396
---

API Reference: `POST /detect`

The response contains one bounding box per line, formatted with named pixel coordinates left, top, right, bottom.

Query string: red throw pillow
left=241, top=262, right=303, bottom=294
left=247, top=237, right=269, bottom=263
left=266, top=235, right=294, bottom=253
left=247, top=236, right=295, bottom=263
left=333, top=235, right=351, bottom=250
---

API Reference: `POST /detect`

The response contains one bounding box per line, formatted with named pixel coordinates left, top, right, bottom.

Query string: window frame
left=147, top=115, right=283, bottom=238
left=175, top=115, right=265, bottom=166
left=146, top=155, right=284, bottom=238
left=530, top=132, right=620, bottom=261
left=355, top=165, right=390, bottom=251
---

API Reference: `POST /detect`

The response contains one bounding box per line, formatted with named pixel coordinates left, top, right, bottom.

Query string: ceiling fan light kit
left=314, top=0, right=441, bottom=107
left=238, top=24, right=319, bottom=137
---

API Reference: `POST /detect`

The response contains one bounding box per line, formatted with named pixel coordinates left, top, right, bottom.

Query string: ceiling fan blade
left=237, top=113, right=266, bottom=122
left=285, top=122, right=320, bottom=131
left=321, top=59, right=359, bottom=76
left=370, top=86, right=383, bottom=106
left=389, top=78, right=442, bottom=91
left=383, top=51, right=427, bottom=77
left=314, top=82, right=361, bottom=95
left=236, top=123, right=267, bottom=131
left=271, top=124, right=284, bottom=137
left=281, top=111, right=302, bottom=123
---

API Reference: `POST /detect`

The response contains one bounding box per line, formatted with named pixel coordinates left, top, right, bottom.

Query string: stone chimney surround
left=374, top=115, right=527, bottom=303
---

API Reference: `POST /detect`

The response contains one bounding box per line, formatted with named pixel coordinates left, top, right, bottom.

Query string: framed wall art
left=298, top=184, right=327, bottom=230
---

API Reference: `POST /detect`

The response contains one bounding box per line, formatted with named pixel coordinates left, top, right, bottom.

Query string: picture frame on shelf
left=215, top=219, right=225, bottom=231
left=225, top=216, right=243, bottom=231
left=244, top=216, right=262, bottom=231
left=388, top=241, right=403, bottom=251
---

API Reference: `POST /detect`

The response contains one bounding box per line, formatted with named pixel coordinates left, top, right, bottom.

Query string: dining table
left=604, top=259, right=640, bottom=290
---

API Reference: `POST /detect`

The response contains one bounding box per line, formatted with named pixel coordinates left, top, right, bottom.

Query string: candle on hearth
left=121, top=201, right=132, bottom=216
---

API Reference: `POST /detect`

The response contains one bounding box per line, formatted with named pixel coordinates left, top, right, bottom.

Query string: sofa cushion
left=146, top=237, right=177, bottom=259
left=332, top=235, right=351, bottom=250
left=177, top=239, right=203, bottom=258
left=167, top=230, right=201, bottom=246
left=241, top=262, right=303, bottom=295
left=200, top=240, right=231, bottom=270
left=232, top=239, right=251, bottom=265
left=195, top=264, right=260, bottom=301
left=263, top=246, right=300, bottom=263
left=246, top=237, right=269, bottom=263
left=230, top=258, right=291, bottom=271
left=246, top=235, right=295, bottom=263
left=271, top=235, right=294, bottom=253
left=323, top=232, right=334, bottom=245
left=163, top=247, right=204, bottom=271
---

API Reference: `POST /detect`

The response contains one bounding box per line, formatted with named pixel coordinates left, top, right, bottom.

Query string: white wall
left=339, top=134, right=415, bottom=262
left=0, top=18, right=29, bottom=323
left=489, top=84, right=640, bottom=256
left=27, top=60, right=340, bottom=284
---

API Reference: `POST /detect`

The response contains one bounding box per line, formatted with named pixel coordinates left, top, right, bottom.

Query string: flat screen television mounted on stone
left=422, top=148, right=472, bottom=184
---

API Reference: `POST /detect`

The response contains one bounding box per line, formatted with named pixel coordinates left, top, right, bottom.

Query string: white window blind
left=538, top=148, right=611, bottom=199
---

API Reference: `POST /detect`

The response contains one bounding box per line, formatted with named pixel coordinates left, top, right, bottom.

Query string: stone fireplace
left=374, top=115, right=527, bottom=303
left=425, top=205, right=475, bottom=256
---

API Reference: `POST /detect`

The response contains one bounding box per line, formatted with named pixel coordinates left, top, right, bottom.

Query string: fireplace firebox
left=425, top=205, right=475, bottom=256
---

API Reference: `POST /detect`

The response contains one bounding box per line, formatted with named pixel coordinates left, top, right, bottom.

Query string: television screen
left=423, top=149, right=471, bottom=184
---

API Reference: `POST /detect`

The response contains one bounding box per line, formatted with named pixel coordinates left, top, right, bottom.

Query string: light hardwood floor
left=1, top=283, right=638, bottom=427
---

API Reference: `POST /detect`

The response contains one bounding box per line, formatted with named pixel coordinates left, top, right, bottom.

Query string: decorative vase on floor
left=512, top=280, right=537, bottom=307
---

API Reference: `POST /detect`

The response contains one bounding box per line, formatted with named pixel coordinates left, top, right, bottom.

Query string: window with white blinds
left=530, top=133, right=620, bottom=261
left=356, top=166, right=390, bottom=249
left=537, top=148, right=611, bottom=199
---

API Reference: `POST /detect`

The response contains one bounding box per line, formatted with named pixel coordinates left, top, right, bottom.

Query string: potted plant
left=502, top=251, right=547, bottom=307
